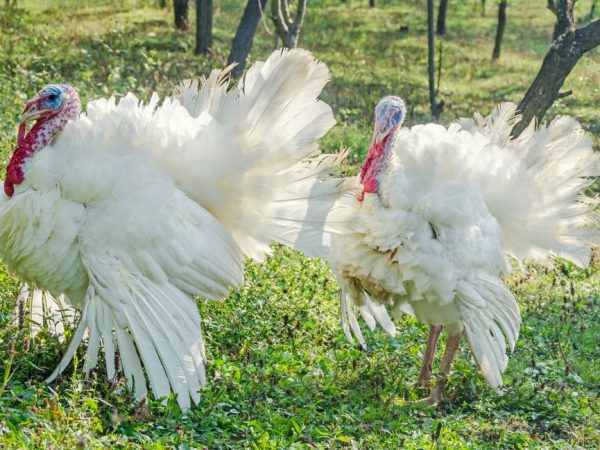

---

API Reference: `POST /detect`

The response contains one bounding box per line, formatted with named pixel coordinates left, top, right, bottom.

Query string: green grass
left=1, top=0, right=599, bottom=448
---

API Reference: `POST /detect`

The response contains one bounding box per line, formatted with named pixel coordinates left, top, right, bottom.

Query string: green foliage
left=0, top=0, right=599, bottom=448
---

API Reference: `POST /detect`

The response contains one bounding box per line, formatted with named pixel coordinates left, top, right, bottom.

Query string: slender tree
left=492, top=0, right=507, bottom=60
left=512, top=1, right=600, bottom=136
left=228, top=0, right=269, bottom=78
left=369, top=0, right=376, bottom=7
left=271, top=0, right=307, bottom=48
left=427, top=0, right=442, bottom=120
left=481, top=0, right=486, bottom=16
left=174, top=0, right=189, bottom=30
left=159, top=0, right=166, bottom=8
left=195, top=0, right=213, bottom=56
left=437, top=0, right=448, bottom=35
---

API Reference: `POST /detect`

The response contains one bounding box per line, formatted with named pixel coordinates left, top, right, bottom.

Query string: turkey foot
left=417, top=329, right=464, bottom=406
left=419, top=385, right=444, bottom=406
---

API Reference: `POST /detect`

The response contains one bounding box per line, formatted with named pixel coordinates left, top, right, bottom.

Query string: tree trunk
left=513, top=20, right=600, bottom=137
left=590, top=0, right=597, bottom=21
left=228, top=0, right=269, bottom=78
left=174, top=0, right=189, bottom=30
left=492, top=0, right=507, bottom=60
left=427, top=0, right=441, bottom=120
left=437, top=0, right=448, bottom=35
left=369, top=0, right=375, bottom=7
left=481, top=0, right=486, bottom=16
left=195, top=0, right=213, bottom=56
left=159, top=0, right=166, bottom=8
left=548, top=0, right=575, bottom=41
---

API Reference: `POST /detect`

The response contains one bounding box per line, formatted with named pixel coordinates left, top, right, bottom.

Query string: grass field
left=0, top=0, right=599, bottom=448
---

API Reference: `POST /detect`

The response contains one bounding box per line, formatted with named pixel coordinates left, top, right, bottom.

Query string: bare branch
left=272, top=0, right=289, bottom=36
left=282, top=0, right=292, bottom=27
left=292, top=0, right=307, bottom=31
left=574, top=18, right=600, bottom=54
left=271, top=0, right=306, bottom=48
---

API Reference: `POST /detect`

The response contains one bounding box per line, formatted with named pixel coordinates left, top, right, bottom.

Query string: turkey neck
left=359, top=130, right=396, bottom=196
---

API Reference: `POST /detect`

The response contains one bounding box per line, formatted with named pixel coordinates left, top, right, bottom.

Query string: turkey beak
left=371, top=118, right=391, bottom=146
left=20, top=98, right=50, bottom=124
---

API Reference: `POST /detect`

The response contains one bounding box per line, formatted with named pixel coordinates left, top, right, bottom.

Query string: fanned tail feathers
left=172, top=49, right=344, bottom=260
left=460, top=103, right=600, bottom=266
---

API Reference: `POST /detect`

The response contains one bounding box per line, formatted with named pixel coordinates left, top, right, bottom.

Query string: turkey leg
left=421, top=329, right=464, bottom=406
left=413, top=324, right=442, bottom=388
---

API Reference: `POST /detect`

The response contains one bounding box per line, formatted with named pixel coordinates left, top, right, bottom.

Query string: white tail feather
left=459, top=103, right=600, bottom=265
left=172, top=49, right=343, bottom=260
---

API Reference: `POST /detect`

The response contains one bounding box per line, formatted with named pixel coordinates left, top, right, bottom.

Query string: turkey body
left=0, top=49, right=345, bottom=410
left=331, top=103, right=599, bottom=398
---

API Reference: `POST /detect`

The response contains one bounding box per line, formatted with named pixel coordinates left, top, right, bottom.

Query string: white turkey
left=0, top=49, right=347, bottom=410
left=329, top=96, right=599, bottom=405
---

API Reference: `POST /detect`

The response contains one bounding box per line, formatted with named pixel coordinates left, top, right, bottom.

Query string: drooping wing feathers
left=13, top=284, right=76, bottom=340
left=41, top=183, right=243, bottom=410
left=337, top=275, right=397, bottom=351
left=457, top=274, right=521, bottom=391
left=48, top=275, right=210, bottom=410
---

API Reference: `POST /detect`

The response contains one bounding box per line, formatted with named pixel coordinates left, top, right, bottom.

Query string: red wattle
left=357, top=134, right=391, bottom=201
left=5, top=130, right=40, bottom=197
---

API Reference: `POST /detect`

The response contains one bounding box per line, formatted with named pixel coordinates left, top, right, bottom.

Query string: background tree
left=195, top=0, right=213, bottom=56
left=228, top=0, right=269, bottom=78
left=437, top=0, right=448, bottom=35
left=159, top=0, right=166, bottom=8
left=492, top=0, right=508, bottom=60
left=369, top=0, right=375, bottom=7
left=174, top=0, right=189, bottom=30
left=271, top=0, right=307, bottom=48
left=513, top=1, right=600, bottom=136
left=427, top=0, right=443, bottom=120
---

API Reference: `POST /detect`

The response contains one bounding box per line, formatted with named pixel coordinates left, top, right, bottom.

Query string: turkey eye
left=48, top=94, right=58, bottom=101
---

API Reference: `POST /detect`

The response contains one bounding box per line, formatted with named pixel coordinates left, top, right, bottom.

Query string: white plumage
left=0, top=49, right=344, bottom=410
left=13, top=284, right=75, bottom=340
left=330, top=99, right=599, bottom=403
